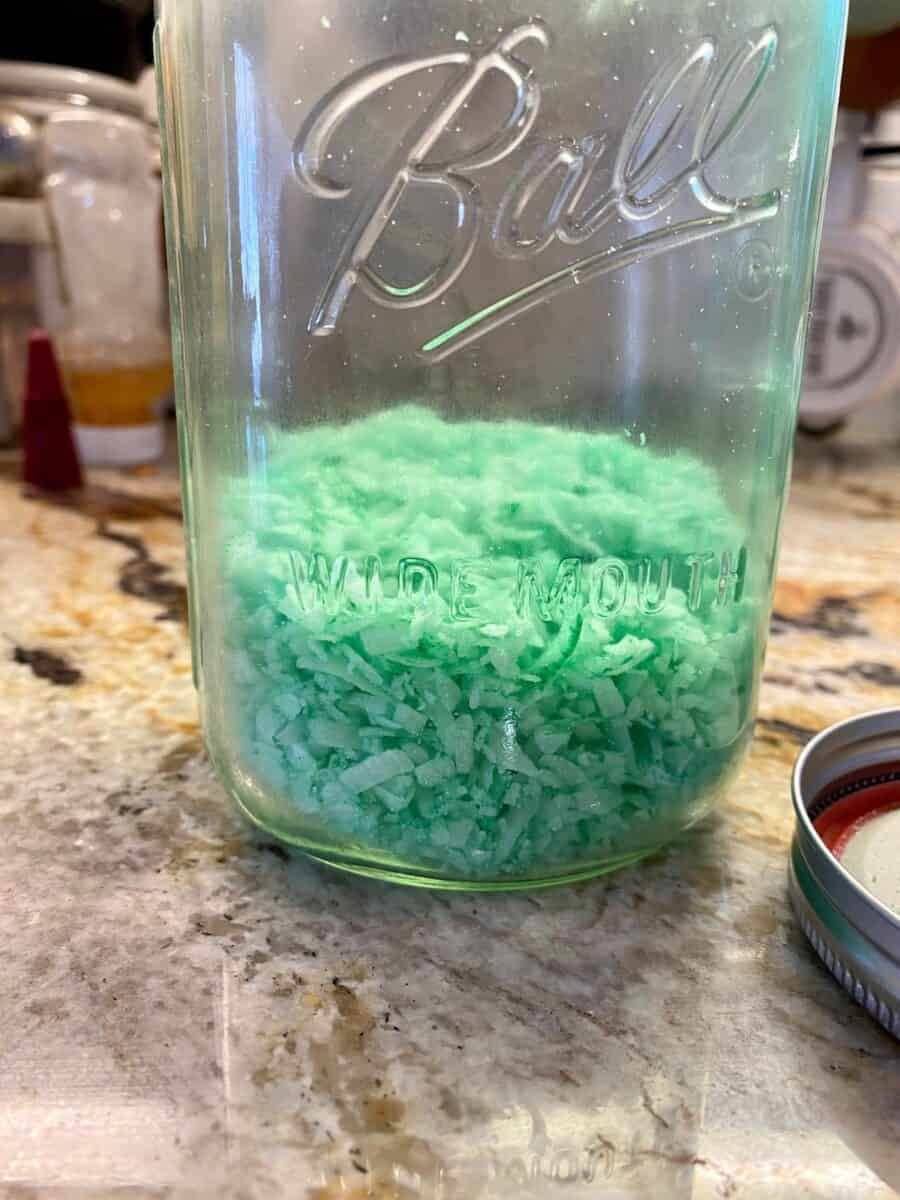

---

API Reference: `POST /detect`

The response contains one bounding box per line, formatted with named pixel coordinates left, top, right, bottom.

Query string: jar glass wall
left=156, top=0, right=846, bottom=887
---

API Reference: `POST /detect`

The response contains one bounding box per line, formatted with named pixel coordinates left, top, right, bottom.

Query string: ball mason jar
left=156, top=0, right=845, bottom=888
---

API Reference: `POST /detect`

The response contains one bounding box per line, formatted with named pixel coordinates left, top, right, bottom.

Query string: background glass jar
left=156, top=0, right=846, bottom=887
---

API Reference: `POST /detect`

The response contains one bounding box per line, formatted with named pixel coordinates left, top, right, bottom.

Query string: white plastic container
left=0, top=62, right=169, bottom=461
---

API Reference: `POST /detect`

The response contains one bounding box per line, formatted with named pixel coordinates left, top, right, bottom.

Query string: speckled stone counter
left=1, top=407, right=899, bottom=1200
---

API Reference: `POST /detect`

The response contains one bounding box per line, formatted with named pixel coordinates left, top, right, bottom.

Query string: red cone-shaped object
left=22, top=331, right=82, bottom=491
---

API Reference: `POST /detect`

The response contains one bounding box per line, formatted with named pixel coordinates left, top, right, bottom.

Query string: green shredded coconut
left=219, top=405, right=756, bottom=879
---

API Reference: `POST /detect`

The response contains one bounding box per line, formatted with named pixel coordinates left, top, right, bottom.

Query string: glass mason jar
left=156, top=0, right=845, bottom=888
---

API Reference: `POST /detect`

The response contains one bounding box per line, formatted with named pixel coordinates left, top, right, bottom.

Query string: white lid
left=0, top=61, right=143, bottom=121
left=74, top=422, right=164, bottom=466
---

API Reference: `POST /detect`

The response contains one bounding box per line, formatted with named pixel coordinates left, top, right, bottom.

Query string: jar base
left=233, top=790, right=664, bottom=890
left=303, top=846, right=659, bottom=890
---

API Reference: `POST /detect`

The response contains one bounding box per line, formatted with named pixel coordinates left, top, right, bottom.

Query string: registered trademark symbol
left=734, top=238, right=775, bottom=302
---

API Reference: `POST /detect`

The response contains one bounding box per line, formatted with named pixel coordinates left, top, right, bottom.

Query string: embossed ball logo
left=294, top=22, right=780, bottom=360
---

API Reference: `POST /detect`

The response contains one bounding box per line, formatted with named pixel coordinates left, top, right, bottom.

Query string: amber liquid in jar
left=63, top=361, right=173, bottom=427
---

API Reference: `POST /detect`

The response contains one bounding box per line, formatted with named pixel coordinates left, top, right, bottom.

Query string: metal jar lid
left=790, top=708, right=900, bottom=1039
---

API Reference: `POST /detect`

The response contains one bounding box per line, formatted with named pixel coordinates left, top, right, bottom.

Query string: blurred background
left=2, top=0, right=900, bottom=466
left=5, top=0, right=155, bottom=81
left=1, top=0, right=166, bottom=469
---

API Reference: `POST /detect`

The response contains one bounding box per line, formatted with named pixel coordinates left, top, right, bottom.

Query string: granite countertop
left=2, top=409, right=899, bottom=1200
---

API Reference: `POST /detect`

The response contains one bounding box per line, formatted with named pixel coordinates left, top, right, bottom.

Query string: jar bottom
left=230, top=787, right=701, bottom=891
left=306, top=846, right=661, bottom=890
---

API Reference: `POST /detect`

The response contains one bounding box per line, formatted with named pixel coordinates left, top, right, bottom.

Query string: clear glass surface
left=156, top=0, right=846, bottom=886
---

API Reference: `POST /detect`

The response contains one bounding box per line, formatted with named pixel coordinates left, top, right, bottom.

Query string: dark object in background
left=843, top=26, right=900, bottom=110
left=22, top=331, right=82, bottom=492
left=4, top=0, right=153, bottom=82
